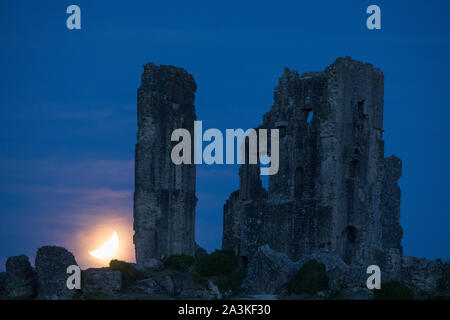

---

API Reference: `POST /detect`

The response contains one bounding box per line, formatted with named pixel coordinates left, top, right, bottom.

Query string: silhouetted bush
left=215, top=268, right=247, bottom=294
left=287, top=259, right=328, bottom=295
left=163, top=254, right=195, bottom=271
left=192, top=250, right=244, bottom=294
left=193, top=250, right=239, bottom=277
left=373, top=281, right=414, bottom=300
left=109, top=259, right=145, bottom=288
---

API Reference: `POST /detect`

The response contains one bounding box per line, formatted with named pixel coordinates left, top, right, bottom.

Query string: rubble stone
left=5, top=255, right=35, bottom=299
left=401, top=256, right=449, bottom=297
left=82, top=268, right=122, bottom=299
left=35, top=246, right=78, bottom=300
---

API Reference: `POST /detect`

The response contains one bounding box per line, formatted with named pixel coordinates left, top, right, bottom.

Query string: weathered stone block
left=82, top=268, right=122, bottom=299
left=242, top=245, right=368, bottom=295
left=401, top=256, right=447, bottom=297
left=35, top=246, right=78, bottom=300
left=5, top=255, right=36, bottom=299
left=130, top=278, right=161, bottom=295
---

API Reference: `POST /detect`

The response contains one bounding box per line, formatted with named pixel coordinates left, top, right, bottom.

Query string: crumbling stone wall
left=401, top=256, right=450, bottom=297
left=223, top=57, right=403, bottom=276
left=134, top=63, right=197, bottom=265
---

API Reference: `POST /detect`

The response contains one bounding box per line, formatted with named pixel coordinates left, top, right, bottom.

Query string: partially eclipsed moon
left=89, top=231, right=119, bottom=260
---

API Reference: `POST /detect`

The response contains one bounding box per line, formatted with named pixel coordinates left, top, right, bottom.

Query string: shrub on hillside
left=287, top=259, right=328, bottom=295
left=193, top=250, right=239, bottom=277
left=109, top=259, right=145, bottom=288
left=192, top=250, right=245, bottom=294
left=373, top=281, right=414, bottom=300
left=163, top=254, right=195, bottom=271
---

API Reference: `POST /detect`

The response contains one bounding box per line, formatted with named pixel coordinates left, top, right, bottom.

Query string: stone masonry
left=134, top=63, right=197, bottom=265
left=222, top=57, right=403, bottom=277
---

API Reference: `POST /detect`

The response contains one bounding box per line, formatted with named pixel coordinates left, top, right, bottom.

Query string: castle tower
left=134, top=63, right=197, bottom=265
left=223, top=57, right=402, bottom=272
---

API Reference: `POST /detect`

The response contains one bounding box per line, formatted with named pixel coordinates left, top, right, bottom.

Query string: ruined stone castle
left=222, top=57, right=402, bottom=277
left=134, top=57, right=403, bottom=276
left=2, top=58, right=448, bottom=301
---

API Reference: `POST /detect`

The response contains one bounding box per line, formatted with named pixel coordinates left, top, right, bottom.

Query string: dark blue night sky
left=1, top=0, right=449, bottom=269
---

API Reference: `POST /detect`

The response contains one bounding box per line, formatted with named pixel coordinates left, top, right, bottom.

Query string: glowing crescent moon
left=89, top=231, right=119, bottom=260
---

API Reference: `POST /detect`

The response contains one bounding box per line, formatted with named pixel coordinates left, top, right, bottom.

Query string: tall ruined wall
left=381, top=155, right=403, bottom=278
left=223, top=57, right=402, bottom=272
left=134, top=63, right=197, bottom=265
